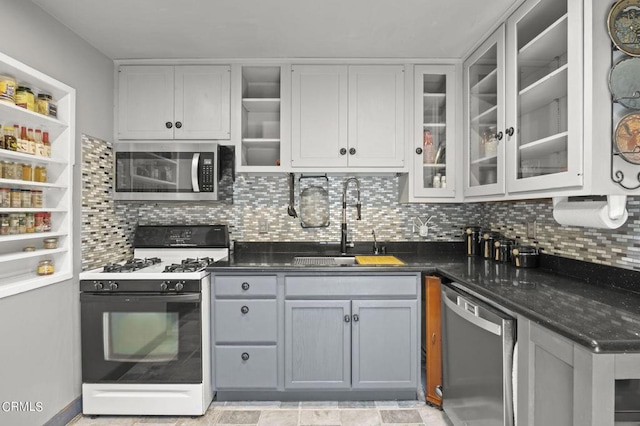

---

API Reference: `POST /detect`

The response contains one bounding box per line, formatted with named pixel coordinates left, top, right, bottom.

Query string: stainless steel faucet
left=341, top=177, right=361, bottom=254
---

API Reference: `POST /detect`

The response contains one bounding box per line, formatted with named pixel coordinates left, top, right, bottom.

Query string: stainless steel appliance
left=114, top=143, right=221, bottom=201
left=79, top=225, right=229, bottom=416
left=441, top=284, right=516, bottom=426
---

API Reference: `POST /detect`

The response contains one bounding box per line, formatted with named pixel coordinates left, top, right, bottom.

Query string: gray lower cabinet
left=518, top=317, right=576, bottom=426
left=285, top=300, right=352, bottom=389
left=517, top=317, right=629, bottom=426
left=213, top=274, right=278, bottom=390
left=284, top=298, right=418, bottom=390
left=352, top=300, right=418, bottom=389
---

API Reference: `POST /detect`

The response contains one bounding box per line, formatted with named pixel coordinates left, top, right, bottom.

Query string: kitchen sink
left=293, top=256, right=358, bottom=266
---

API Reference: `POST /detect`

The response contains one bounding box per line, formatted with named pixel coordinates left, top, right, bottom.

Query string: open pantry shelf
left=0, top=51, right=74, bottom=299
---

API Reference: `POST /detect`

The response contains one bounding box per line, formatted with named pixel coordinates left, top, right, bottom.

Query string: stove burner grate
left=102, top=257, right=162, bottom=273
left=163, top=257, right=216, bottom=273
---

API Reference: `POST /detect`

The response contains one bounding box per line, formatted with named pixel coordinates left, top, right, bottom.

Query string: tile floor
left=67, top=400, right=451, bottom=425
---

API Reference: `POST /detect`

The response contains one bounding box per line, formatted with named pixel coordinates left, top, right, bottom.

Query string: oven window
left=105, top=312, right=179, bottom=362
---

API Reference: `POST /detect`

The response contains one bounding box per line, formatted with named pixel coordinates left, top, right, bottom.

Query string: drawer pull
left=431, top=332, right=436, bottom=344
left=241, top=352, right=250, bottom=361
left=241, top=305, right=249, bottom=314
left=241, top=282, right=250, bottom=291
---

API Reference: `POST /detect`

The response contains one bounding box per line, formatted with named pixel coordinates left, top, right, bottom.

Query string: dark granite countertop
left=208, top=242, right=640, bottom=354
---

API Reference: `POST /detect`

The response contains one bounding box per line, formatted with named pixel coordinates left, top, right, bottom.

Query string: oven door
left=80, top=292, right=202, bottom=384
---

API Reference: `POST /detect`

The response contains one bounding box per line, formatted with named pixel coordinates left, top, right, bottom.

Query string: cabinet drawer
left=215, top=346, right=277, bottom=389
left=214, top=275, right=277, bottom=297
left=285, top=275, right=418, bottom=298
left=214, top=300, right=277, bottom=343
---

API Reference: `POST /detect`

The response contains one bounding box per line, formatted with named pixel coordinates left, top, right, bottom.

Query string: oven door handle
left=80, top=293, right=201, bottom=303
left=191, top=153, right=200, bottom=192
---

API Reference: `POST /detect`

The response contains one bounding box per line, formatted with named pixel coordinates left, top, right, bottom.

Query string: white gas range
left=79, top=225, right=228, bottom=416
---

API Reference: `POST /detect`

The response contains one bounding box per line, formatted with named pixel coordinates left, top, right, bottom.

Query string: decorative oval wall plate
left=608, top=0, right=640, bottom=56
left=614, top=112, right=640, bottom=164
left=609, top=57, right=640, bottom=108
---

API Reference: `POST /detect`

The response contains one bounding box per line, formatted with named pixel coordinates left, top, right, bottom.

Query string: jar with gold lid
left=37, top=260, right=54, bottom=276
left=43, top=237, right=58, bottom=249
left=16, top=85, right=35, bottom=111
left=34, top=166, right=47, bottom=183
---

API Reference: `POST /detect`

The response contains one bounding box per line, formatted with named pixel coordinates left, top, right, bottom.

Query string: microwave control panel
left=200, top=155, right=214, bottom=192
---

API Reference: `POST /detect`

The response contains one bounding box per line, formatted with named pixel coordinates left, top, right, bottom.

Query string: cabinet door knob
left=352, top=314, right=359, bottom=322
left=349, top=148, right=356, bottom=155
left=241, top=352, right=250, bottom=361
left=506, top=127, right=515, bottom=137
left=175, top=121, right=182, bottom=129
left=344, top=315, right=351, bottom=323
left=340, top=148, right=347, bottom=155
left=496, top=131, right=504, bottom=141
left=416, top=147, right=423, bottom=155
left=165, top=122, right=173, bottom=129
left=241, top=305, right=249, bottom=314
left=241, top=282, right=250, bottom=291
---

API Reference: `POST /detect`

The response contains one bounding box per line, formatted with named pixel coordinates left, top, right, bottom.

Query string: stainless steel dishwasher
left=441, top=284, right=515, bottom=426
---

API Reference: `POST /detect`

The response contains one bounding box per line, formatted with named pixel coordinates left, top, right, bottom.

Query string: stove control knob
left=108, top=281, right=118, bottom=291
left=175, top=282, right=185, bottom=292
left=93, top=281, right=103, bottom=290
left=160, top=281, right=169, bottom=291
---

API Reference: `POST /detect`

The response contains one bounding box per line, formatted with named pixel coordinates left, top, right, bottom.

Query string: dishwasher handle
left=443, top=287, right=503, bottom=336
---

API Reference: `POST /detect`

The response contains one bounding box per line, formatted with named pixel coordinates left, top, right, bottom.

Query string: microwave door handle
left=191, top=153, right=200, bottom=192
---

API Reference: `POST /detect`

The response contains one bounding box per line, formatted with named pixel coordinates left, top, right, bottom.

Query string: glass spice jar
left=3, top=125, right=17, bottom=151
left=0, top=187, right=9, bottom=208
left=43, top=237, right=57, bottom=249
left=25, top=213, right=34, bottom=233
left=21, top=163, right=32, bottom=181
left=0, top=214, right=9, bottom=235
left=34, top=212, right=44, bottom=232
left=10, top=188, right=21, bottom=208
left=31, top=190, right=43, bottom=208
left=42, top=212, right=51, bottom=232
left=17, top=213, right=26, bottom=234
left=15, top=85, right=35, bottom=111
left=21, top=189, right=31, bottom=208
left=34, top=166, right=47, bottom=183
left=42, top=132, right=51, bottom=158
left=8, top=213, right=18, bottom=234
left=36, top=93, right=57, bottom=118
left=37, top=259, right=54, bottom=275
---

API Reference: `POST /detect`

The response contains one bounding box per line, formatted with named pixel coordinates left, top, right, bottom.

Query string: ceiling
left=31, top=0, right=517, bottom=60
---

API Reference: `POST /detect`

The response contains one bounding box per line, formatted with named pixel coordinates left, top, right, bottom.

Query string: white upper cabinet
left=505, top=0, right=582, bottom=193
left=117, top=65, right=231, bottom=141
left=401, top=64, right=458, bottom=201
left=291, top=65, right=348, bottom=168
left=464, top=0, right=583, bottom=199
left=291, top=65, right=405, bottom=170
left=347, top=65, right=405, bottom=168
left=464, top=26, right=506, bottom=198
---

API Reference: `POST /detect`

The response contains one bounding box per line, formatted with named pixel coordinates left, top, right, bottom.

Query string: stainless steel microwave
left=114, top=143, right=221, bottom=201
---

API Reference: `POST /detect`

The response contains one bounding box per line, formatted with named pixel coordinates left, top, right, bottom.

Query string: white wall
left=0, top=1, right=113, bottom=424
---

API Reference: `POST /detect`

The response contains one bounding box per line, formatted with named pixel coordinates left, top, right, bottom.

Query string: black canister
left=494, top=238, right=515, bottom=263
left=481, top=231, right=501, bottom=260
left=464, top=226, right=482, bottom=256
left=512, top=245, right=540, bottom=268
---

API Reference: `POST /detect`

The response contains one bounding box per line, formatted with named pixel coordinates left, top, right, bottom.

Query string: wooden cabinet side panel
left=425, top=276, right=442, bottom=406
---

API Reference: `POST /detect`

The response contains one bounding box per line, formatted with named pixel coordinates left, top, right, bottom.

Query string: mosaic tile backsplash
left=82, top=137, right=640, bottom=272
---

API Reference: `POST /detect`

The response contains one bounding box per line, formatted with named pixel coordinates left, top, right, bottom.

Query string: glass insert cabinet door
left=506, top=0, right=582, bottom=192
left=464, top=26, right=506, bottom=197
left=413, top=64, right=456, bottom=198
